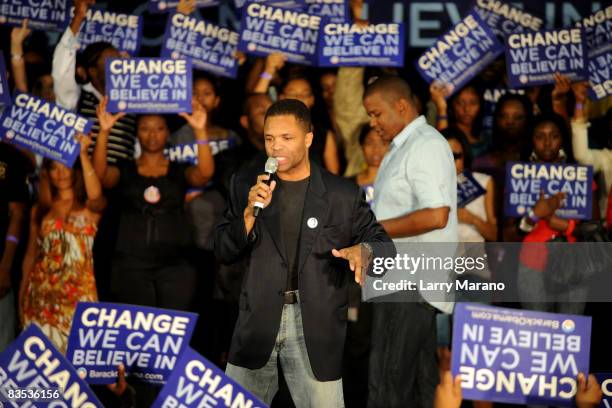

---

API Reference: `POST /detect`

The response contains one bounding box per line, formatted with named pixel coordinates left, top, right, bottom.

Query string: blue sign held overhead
left=576, top=5, right=612, bottom=56
left=504, top=161, right=593, bottom=220
left=0, top=92, right=91, bottom=167
left=105, top=58, right=193, bottom=114
left=452, top=303, right=592, bottom=406
left=416, top=10, right=504, bottom=98
left=152, top=347, right=269, bottom=408
left=161, top=13, right=239, bottom=79
left=472, top=0, right=543, bottom=39
left=149, top=0, right=220, bottom=13
left=235, top=0, right=305, bottom=9
left=0, top=54, right=11, bottom=111
left=66, top=302, right=198, bottom=385
left=506, top=28, right=588, bottom=88
left=238, top=2, right=322, bottom=66
left=318, top=22, right=405, bottom=67
left=587, top=47, right=612, bottom=101
left=77, top=8, right=143, bottom=56
left=0, top=325, right=102, bottom=407
left=306, top=0, right=348, bottom=23
left=0, top=0, right=70, bottom=32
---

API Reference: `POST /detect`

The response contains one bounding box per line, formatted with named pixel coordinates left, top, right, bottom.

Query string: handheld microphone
left=253, top=157, right=278, bottom=218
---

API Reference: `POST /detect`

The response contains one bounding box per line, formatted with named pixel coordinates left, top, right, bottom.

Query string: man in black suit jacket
left=214, top=99, right=392, bottom=406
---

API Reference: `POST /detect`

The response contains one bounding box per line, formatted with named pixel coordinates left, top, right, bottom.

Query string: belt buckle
left=283, top=291, right=298, bottom=304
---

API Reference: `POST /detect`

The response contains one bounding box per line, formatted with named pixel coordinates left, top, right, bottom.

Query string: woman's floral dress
left=22, top=214, right=98, bottom=353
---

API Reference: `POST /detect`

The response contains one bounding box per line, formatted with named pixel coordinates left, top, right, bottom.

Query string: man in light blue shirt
left=362, top=76, right=457, bottom=408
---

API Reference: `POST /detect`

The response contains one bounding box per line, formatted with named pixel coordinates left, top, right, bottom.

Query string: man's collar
left=391, top=115, right=427, bottom=149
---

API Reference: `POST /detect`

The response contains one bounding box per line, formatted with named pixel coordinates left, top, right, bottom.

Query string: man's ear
left=305, top=131, right=314, bottom=149
left=240, top=115, right=249, bottom=130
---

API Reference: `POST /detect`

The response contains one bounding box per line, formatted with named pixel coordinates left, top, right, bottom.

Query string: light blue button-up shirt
left=372, top=116, right=458, bottom=313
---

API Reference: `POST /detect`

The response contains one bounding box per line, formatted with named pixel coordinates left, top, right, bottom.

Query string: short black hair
left=358, top=124, right=374, bottom=145
left=363, top=75, right=414, bottom=105
left=265, top=99, right=313, bottom=132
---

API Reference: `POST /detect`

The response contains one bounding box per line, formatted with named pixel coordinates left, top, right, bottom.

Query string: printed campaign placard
left=105, top=58, right=192, bottom=113
left=595, top=373, right=612, bottom=408
left=306, top=0, right=348, bottom=23
left=166, top=138, right=238, bottom=164
left=149, top=0, right=220, bottom=13
left=588, top=47, right=612, bottom=101
left=238, top=2, right=322, bottom=66
left=0, top=0, right=70, bottom=32
left=576, top=5, right=612, bottom=56
left=76, top=7, right=143, bottom=56
left=152, top=347, right=268, bottom=408
left=161, top=13, right=239, bottom=79
left=506, top=28, right=588, bottom=88
left=416, top=11, right=503, bottom=97
left=504, top=161, right=593, bottom=220
left=457, top=171, right=486, bottom=208
left=66, top=302, right=198, bottom=385
left=317, top=22, right=405, bottom=67
left=235, top=0, right=305, bottom=9
left=0, top=92, right=91, bottom=167
left=452, top=303, right=592, bottom=406
left=472, top=0, right=543, bottom=39
left=0, top=324, right=102, bottom=407
left=0, top=54, right=11, bottom=111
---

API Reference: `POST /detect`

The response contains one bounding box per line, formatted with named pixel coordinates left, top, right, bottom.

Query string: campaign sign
left=416, top=11, right=503, bottom=97
left=235, top=0, right=306, bottom=9
left=306, top=0, right=348, bottom=23
left=588, top=47, right=612, bottom=101
left=149, top=0, right=220, bottom=13
left=0, top=324, right=102, bottom=407
left=105, top=58, right=192, bottom=114
left=161, top=13, right=239, bottom=79
left=504, top=162, right=593, bottom=220
left=0, top=92, right=91, bottom=167
left=458, top=171, right=486, bottom=208
left=238, top=2, right=322, bottom=66
left=317, top=22, right=405, bottom=67
left=506, top=28, right=588, bottom=88
left=0, top=0, right=70, bottom=32
left=472, top=0, right=543, bottom=39
left=595, top=373, right=612, bottom=408
left=0, top=54, right=11, bottom=111
left=152, top=347, right=268, bottom=408
left=77, top=8, right=143, bottom=56
left=576, top=5, right=612, bottom=56
left=66, top=302, right=198, bottom=385
left=166, top=138, right=238, bottom=164
left=452, top=303, right=592, bottom=406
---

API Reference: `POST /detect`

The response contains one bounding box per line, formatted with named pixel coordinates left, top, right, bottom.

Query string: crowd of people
left=1, top=0, right=612, bottom=407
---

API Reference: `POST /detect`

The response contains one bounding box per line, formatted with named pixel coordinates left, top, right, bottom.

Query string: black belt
left=283, top=291, right=298, bottom=304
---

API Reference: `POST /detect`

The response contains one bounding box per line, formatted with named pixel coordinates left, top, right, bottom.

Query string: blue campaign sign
left=472, top=0, right=543, bottom=39
left=237, top=2, right=322, bottom=66
left=595, top=373, right=612, bottom=408
left=457, top=171, right=486, bottom=208
left=504, top=161, right=593, bottom=220
left=0, top=325, right=102, bottom=407
left=452, top=303, right=592, bottom=406
left=105, top=58, right=193, bottom=114
left=0, top=54, right=11, bottom=111
left=166, top=138, right=238, bottom=164
left=0, top=92, right=91, bottom=167
left=317, top=22, right=405, bottom=67
left=152, top=347, right=268, bottom=408
left=506, top=28, right=588, bottom=88
left=416, top=10, right=503, bottom=97
left=149, top=0, right=220, bottom=13
left=0, top=0, right=70, bottom=32
left=235, top=0, right=305, bottom=9
left=66, top=302, right=198, bottom=385
left=306, top=0, right=348, bottom=23
left=588, top=47, right=612, bottom=101
left=77, top=8, right=143, bottom=56
left=161, top=13, right=239, bottom=79
left=576, top=5, right=612, bottom=57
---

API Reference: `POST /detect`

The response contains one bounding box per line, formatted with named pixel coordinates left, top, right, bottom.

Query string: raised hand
left=96, top=96, right=126, bottom=132
left=177, top=0, right=196, bottom=15
left=179, top=98, right=208, bottom=133
left=552, top=72, right=571, bottom=101
left=11, top=19, right=31, bottom=48
left=75, top=132, right=93, bottom=156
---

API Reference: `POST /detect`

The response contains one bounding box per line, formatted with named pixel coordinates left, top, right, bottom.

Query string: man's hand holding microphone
left=244, top=158, right=278, bottom=236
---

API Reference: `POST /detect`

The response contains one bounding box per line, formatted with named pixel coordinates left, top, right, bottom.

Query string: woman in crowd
left=351, top=125, right=389, bottom=206
left=19, top=135, right=105, bottom=353
left=431, top=82, right=489, bottom=158
left=93, top=97, right=214, bottom=311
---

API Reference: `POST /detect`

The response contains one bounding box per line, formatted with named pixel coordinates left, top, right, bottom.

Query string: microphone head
left=264, top=157, right=279, bottom=174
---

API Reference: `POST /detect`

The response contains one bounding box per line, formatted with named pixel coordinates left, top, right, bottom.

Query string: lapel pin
left=307, top=217, right=318, bottom=229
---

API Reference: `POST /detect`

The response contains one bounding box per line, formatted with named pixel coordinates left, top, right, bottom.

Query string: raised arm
left=76, top=133, right=106, bottom=214
left=179, top=99, right=215, bottom=186
left=93, top=96, right=123, bottom=188
left=253, top=53, right=286, bottom=95
left=10, top=19, right=31, bottom=93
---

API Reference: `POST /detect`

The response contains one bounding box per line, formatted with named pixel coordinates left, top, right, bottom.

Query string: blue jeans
left=226, top=292, right=345, bottom=407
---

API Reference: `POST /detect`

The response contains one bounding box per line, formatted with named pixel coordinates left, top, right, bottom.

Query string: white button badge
left=307, top=217, right=318, bottom=229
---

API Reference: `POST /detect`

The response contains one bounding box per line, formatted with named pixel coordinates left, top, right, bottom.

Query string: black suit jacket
left=214, top=162, right=392, bottom=381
